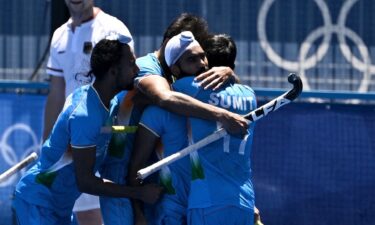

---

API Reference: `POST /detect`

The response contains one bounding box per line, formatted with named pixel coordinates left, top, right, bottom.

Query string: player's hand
left=254, top=206, right=262, bottom=224
left=195, top=66, right=234, bottom=90
left=138, top=183, right=163, bottom=204
left=218, top=109, right=249, bottom=135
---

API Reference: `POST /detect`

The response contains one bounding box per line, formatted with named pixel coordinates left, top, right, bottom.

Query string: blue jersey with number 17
left=172, top=76, right=257, bottom=211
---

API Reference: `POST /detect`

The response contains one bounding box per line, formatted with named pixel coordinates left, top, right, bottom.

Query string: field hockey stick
left=243, top=73, right=302, bottom=122
left=137, top=73, right=303, bottom=180
left=0, top=152, right=38, bottom=183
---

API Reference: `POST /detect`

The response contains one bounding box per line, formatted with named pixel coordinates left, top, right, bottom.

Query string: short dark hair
left=89, top=39, right=127, bottom=80
left=162, top=13, right=209, bottom=45
left=203, top=34, right=237, bottom=70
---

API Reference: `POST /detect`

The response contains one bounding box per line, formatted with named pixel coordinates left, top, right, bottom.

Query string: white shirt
left=46, top=10, right=133, bottom=97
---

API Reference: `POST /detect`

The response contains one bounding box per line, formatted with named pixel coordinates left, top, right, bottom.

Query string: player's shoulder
left=136, top=53, right=158, bottom=67
left=50, top=22, right=70, bottom=48
left=232, top=83, right=256, bottom=95
left=172, top=76, right=200, bottom=97
left=96, top=10, right=120, bottom=22
left=141, top=105, right=178, bottom=133
left=143, top=105, right=168, bottom=116
left=68, top=86, right=99, bottom=119
left=136, top=53, right=163, bottom=76
left=95, top=10, right=128, bottom=31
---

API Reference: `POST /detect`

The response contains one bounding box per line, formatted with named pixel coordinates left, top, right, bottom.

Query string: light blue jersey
left=173, top=76, right=257, bottom=212
left=14, top=85, right=118, bottom=219
left=100, top=53, right=165, bottom=225
left=140, top=106, right=190, bottom=225
left=100, top=91, right=134, bottom=182
left=99, top=90, right=137, bottom=225
left=135, top=53, right=165, bottom=86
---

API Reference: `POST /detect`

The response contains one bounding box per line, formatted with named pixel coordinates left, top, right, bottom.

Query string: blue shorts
left=187, top=205, right=253, bottom=225
left=12, top=196, right=76, bottom=225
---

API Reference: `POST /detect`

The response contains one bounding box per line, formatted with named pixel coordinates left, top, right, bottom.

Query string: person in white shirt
left=43, top=1, right=133, bottom=224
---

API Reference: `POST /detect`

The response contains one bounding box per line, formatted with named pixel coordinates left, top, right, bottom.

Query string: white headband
left=104, top=31, right=132, bottom=44
left=164, top=31, right=200, bottom=67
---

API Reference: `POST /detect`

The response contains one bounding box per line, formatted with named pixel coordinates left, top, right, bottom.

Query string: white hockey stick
left=0, top=152, right=38, bottom=183
left=137, top=74, right=303, bottom=180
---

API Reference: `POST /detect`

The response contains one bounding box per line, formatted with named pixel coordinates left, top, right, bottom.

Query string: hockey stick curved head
left=285, top=73, right=303, bottom=101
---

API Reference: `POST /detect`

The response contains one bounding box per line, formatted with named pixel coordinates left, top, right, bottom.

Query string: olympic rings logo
left=0, top=123, right=41, bottom=187
left=258, top=0, right=373, bottom=92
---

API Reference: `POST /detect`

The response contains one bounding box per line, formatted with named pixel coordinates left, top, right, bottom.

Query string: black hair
left=162, top=13, right=209, bottom=46
left=162, top=13, right=210, bottom=83
left=88, top=39, right=126, bottom=80
left=202, top=34, right=237, bottom=70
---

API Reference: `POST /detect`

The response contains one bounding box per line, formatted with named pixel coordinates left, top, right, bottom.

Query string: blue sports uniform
left=137, top=52, right=188, bottom=225
left=13, top=85, right=118, bottom=225
left=140, top=106, right=190, bottom=225
left=99, top=52, right=165, bottom=225
left=173, top=77, right=257, bottom=225
left=134, top=53, right=164, bottom=86
left=99, top=90, right=138, bottom=225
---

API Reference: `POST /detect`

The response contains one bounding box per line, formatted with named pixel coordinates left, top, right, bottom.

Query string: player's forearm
left=77, top=175, right=140, bottom=199
left=137, top=75, right=247, bottom=134
left=137, top=75, right=223, bottom=121
left=42, top=93, right=64, bottom=141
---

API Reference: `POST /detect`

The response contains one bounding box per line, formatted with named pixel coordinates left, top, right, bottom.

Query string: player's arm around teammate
left=12, top=36, right=162, bottom=225
left=166, top=32, right=256, bottom=225
left=135, top=13, right=248, bottom=136
left=128, top=30, right=218, bottom=225
left=137, top=72, right=247, bottom=135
